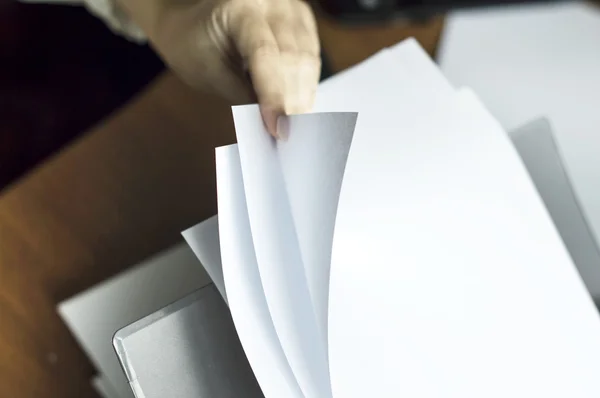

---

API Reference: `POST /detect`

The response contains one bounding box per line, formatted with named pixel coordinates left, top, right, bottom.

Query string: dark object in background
left=0, top=1, right=164, bottom=192
left=316, top=0, right=569, bottom=23
left=320, top=49, right=333, bottom=81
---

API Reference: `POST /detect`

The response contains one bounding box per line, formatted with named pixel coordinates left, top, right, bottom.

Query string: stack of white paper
left=186, top=39, right=600, bottom=397
left=437, top=2, right=600, bottom=293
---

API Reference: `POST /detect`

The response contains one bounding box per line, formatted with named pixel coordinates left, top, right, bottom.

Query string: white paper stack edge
left=182, top=38, right=600, bottom=398
left=437, top=1, right=600, bottom=274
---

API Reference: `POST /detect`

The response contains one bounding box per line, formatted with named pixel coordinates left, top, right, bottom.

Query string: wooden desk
left=0, top=16, right=443, bottom=398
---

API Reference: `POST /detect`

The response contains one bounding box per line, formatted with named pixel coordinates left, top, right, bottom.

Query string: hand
left=122, top=0, right=321, bottom=137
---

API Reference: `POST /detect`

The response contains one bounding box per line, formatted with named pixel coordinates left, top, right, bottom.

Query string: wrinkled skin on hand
left=151, top=0, right=321, bottom=137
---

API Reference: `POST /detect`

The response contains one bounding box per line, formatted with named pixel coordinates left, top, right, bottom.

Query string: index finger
left=228, top=5, right=286, bottom=136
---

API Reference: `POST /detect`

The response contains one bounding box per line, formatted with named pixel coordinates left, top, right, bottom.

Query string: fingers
left=199, top=52, right=255, bottom=105
left=229, top=5, right=285, bottom=136
left=270, top=19, right=298, bottom=53
left=269, top=1, right=320, bottom=117
left=278, top=19, right=321, bottom=115
left=228, top=0, right=321, bottom=138
left=290, top=0, right=321, bottom=111
left=171, top=20, right=254, bottom=105
left=294, top=0, right=320, bottom=56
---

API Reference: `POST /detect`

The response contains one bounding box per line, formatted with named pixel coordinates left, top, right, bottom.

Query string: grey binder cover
left=113, top=285, right=263, bottom=398
left=113, top=118, right=600, bottom=398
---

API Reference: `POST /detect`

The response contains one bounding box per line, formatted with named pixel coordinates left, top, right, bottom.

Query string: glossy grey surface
left=114, top=285, right=263, bottom=398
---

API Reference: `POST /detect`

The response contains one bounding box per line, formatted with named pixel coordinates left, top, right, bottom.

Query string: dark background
left=0, top=1, right=164, bottom=192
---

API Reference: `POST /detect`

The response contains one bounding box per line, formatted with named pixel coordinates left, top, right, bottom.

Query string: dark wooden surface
left=0, top=12, right=442, bottom=398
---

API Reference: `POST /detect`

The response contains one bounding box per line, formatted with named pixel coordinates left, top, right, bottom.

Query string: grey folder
left=113, top=285, right=263, bottom=398
left=114, top=119, right=600, bottom=398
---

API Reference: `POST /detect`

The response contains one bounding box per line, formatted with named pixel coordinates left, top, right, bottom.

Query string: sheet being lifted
left=187, top=37, right=600, bottom=398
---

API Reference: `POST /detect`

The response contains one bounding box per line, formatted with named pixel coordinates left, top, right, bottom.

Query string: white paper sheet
left=215, top=144, right=303, bottom=398
left=438, top=2, right=600, bottom=297
left=226, top=38, right=457, bottom=398
left=232, top=107, right=334, bottom=398
left=182, top=215, right=226, bottom=301
left=277, top=112, right=358, bottom=341
left=511, top=118, right=600, bottom=300
left=315, top=42, right=463, bottom=391
left=328, top=88, right=600, bottom=397
left=212, top=36, right=600, bottom=398
left=315, top=38, right=454, bottom=111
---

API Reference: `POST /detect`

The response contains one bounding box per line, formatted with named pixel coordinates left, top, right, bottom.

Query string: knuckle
left=253, top=40, right=279, bottom=57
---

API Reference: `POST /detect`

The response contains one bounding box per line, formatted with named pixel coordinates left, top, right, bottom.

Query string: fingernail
left=260, top=106, right=280, bottom=138
left=277, top=115, right=289, bottom=141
